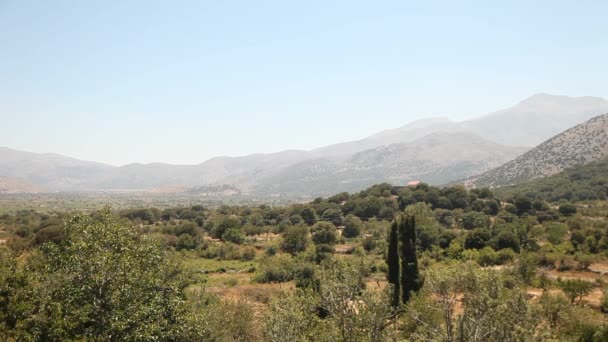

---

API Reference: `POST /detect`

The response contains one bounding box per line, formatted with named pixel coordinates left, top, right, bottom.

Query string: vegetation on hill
left=467, top=113, right=608, bottom=188
left=497, top=157, right=608, bottom=202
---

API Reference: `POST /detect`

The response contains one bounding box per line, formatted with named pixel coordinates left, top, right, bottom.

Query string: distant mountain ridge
left=1, top=93, right=607, bottom=196
left=466, top=113, right=608, bottom=188
left=254, top=132, right=527, bottom=195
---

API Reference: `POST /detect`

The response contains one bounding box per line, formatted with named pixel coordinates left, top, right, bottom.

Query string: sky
left=1, top=0, right=607, bottom=166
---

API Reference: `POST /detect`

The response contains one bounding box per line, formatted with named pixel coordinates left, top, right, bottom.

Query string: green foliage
left=545, top=222, right=569, bottom=245
left=222, top=227, right=244, bottom=244
left=0, top=208, right=201, bottom=341
left=176, top=233, right=198, bottom=250
left=464, top=229, right=491, bottom=250
left=342, top=214, right=363, bottom=238
left=497, top=157, right=608, bottom=202
left=311, top=222, right=337, bottom=245
left=264, top=259, right=395, bottom=342
left=559, top=278, right=594, bottom=304
left=254, top=254, right=296, bottom=283
left=398, top=214, right=422, bottom=304
left=281, top=225, right=309, bottom=254
left=387, top=219, right=400, bottom=307
left=407, top=264, right=538, bottom=341
left=559, top=203, right=578, bottom=216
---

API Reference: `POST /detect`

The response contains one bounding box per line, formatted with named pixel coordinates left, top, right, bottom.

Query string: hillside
left=254, top=132, right=526, bottom=196
left=0, top=147, right=113, bottom=191
left=0, top=176, right=44, bottom=193
left=495, top=157, right=608, bottom=202
left=466, top=113, right=608, bottom=188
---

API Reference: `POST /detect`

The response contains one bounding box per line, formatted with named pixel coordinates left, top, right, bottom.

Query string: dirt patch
left=544, top=269, right=606, bottom=282
left=334, top=244, right=355, bottom=254
left=589, top=261, right=608, bottom=275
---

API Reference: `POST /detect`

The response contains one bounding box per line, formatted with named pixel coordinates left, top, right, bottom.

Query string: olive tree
left=8, top=208, right=202, bottom=341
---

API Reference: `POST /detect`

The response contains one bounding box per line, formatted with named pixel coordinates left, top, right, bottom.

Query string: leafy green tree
left=321, top=208, right=344, bottom=226
left=513, top=194, right=533, bottom=215
left=408, top=264, right=538, bottom=341
left=342, top=214, right=363, bottom=238
left=222, top=227, right=244, bottom=244
left=9, top=208, right=201, bottom=341
left=559, top=279, right=594, bottom=304
left=464, top=229, right=491, bottom=250
left=559, top=203, right=577, bottom=216
left=176, top=233, right=198, bottom=250
left=300, top=207, right=318, bottom=226
left=312, top=222, right=337, bottom=245
left=281, top=225, right=309, bottom=254
left=494, top=231, right=520, bottom=252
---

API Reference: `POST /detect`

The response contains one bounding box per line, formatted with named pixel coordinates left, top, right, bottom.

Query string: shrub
left=314, top=244, right=335, bottom=264
left=281, top=225, right=309, bottom=254
left=558, top=203, right=577, bottom=216
left=464, top=229, right=491, bottom=250
left=176, top=233, right=198, bottom=251
left=240, top=246, right=257, bottom=261
left=361, top=236, right=376, bottom=252
left=254, top=254, right=295, bottom=283
left=342, top=215, right=362, bottom=238
left=265, top=245, right=277, bottom=256
left=311, top=222, right=337, bottom=245
left=222, top=228, right=244, bottom=244
left=559, top=279, right=594, bottom=303
left=477, top=247, right=499, bottom=266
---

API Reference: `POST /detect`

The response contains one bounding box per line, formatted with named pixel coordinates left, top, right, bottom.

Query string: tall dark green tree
left=387, top=219, right=400, bottom=307
left=399, top=215, right=422, bottom=304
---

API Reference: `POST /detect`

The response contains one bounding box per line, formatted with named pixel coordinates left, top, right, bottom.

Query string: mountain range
left=2, top=93, right=608, bottom=196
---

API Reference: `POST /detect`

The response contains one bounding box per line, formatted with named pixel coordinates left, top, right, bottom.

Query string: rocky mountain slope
left=254, top=132, right=526, bottom=196
left=466, top=113, right=608, bottom=188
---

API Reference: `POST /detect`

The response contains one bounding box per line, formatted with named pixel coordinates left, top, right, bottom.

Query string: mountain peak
left=518, top=93, right=608, bottom=106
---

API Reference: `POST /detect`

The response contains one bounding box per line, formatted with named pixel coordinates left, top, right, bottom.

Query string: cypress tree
left=387, top=219, right=400, bottom=307
left=400, top=215, right=422, bottom=304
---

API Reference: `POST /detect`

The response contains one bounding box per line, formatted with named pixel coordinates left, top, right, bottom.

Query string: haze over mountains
left=2, top=93, right=608, bottom=196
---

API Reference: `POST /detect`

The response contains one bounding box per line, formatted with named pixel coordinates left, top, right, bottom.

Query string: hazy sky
left=1, top=0, right=606, bottom=166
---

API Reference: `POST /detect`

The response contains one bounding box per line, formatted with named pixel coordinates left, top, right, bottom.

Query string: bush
left=265, top=245, right=278, bottom=256
left=240, top=246, right=257, bottom=261
left=464, top=229, right=491, bottom=250
left=361, top=236, right=376, bottom=252
left=476, top=247, right=499, bottom=266
left=199, top=243, right=241, bottom=260
left=311, top=222, right=337, bottom=245
left=254, top=254, right=295, bottom=283
left=176, top=233, right=198, bottom=251
left=497, top=248, right=516, bottom=264
left=222, top=228, right=244, bottom=244
left=494, top=232, right=520, bottom=252
left=558, top=203, right=577, bottom=216
left=574, top=253, right=593, bottom=271
left=342, top=215, right=362, bottom=238
left=281, top=226, right=309, bottom=254
left=559, top=279, right=594, bottom=303
left=314, top=244, right=335, bottom=264
left=32, top=226, right=65, bottom=245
